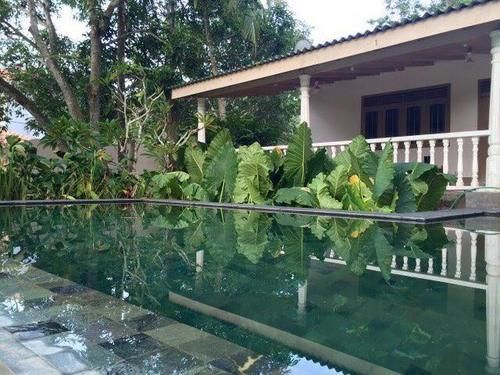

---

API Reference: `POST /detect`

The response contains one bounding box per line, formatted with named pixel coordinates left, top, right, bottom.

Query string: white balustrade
left=470, top=232, right=478, bottom=281
left=416, top=141, right=423, bottom=162
left=443, top=139, right=449, bottom=174
left=456, top=138, right=465, bottom=188
left=262, top=130, right=489, bottom=190
left=471, top=137, right=479, bottom=187
left=404, top=142, right=411, bottom=162
left=393, top=142, right=399, bottom=162
left=429, top=140, right=436, bottom=165
left=455, top=230, right=463, bottom=279
left=441, top=248, right=448, bottom=276
left=428, top=258, right=434, bottom=274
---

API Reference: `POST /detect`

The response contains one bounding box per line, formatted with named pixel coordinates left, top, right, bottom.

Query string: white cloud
left=286, top=0, right=387, bottom=44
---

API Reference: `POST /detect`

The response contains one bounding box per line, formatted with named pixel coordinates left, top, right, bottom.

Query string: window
left=406, top=106, right=421, bottom=135
left=365, top=111, right=378, bottom=138
left=361, top=85, right=450, bottom=138
left=385, top=109, right=399, bottom=137
left=429, top=103, right=445, bottom=133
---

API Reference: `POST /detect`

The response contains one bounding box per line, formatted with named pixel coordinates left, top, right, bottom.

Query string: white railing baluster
left=391, top=255, right=397, bottom=269
left=471, top=137, right=479, bottom=187
left=393, top=142, right=399, bottom=162
left=416, top=141, right=423, bottom=162
left=427, top=258, right=434, bottom=274
left=441, top=248, right=448, bottom=276
left=429, top=140, right=436, bottom=164
left=404, top=142, right=411, bottom=162
left=470, top=232, right=478, bottom=281
left=456, top=138, right=464, bottom=187
left=443, top=139, right=449, bottom=174
left=455, top=230, right=462, bottom=279
left=403, top=256, right=409, bottom=271
left=415, top=258, right=421, bottom=272
left=264, top=130, right=490, bottom=190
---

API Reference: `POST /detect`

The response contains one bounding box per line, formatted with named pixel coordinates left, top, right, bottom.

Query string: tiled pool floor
left=0, top=263, right=274, bottom=374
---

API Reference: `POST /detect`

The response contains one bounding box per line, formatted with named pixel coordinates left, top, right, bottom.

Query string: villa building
left=172, top=0, right=500, bottom=191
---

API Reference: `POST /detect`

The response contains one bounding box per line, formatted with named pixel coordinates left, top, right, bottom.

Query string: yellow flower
left=349, top=174, right=360, bottom=185
left=351, top=230, right=360, bottom=238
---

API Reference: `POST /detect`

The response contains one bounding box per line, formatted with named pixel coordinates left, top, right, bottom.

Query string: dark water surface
left=0, top=204, right=497, bottom=374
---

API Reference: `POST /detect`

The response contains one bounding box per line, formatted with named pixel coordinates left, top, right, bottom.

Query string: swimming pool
left=0, top=203, right=498, bottom=374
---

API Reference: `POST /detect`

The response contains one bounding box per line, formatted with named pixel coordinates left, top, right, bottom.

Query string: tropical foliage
left=148, top=124, right=456, bottom=212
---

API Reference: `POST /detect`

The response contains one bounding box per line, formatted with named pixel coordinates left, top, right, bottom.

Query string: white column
left=197, top=98, right=206, bottom=143
left=297, top=280, right=308, bottom=316
left=486, top=30, right=500, bottom=188
left=299, top=74, right=311, bottom=126
left=485, top=234, right=500, bottom=371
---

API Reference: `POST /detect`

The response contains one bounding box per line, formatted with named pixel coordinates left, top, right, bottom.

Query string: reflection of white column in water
left=298, top=281, right=308, bottom=316
left=455, top=230, right=463, bottom=279
left=415, top=258, right=421, bottom=272
left=402, top=256, right=409, bottom=271
left=441, top=248, right=448, bottom=276
left=427, top=258, right=434, bottom=275
left=196, top=250, right=204, bottom=273
left=485, top=234, right=500, bottom=372
left=470, top=232, right=478, bottom=281
left=194, top=250, right=204, bottom=291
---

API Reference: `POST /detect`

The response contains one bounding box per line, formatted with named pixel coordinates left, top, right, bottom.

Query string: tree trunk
left=27, top=0, right=84, bottom=122
left=89, top=14, right=102, bottom=126
left=201, top=7, right=226, bottom=119
left=0, top=76, right=50, bottom=129
left=116, top=0, right=127, bottom=161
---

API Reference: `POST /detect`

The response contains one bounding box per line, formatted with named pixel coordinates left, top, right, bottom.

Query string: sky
left=9, top=0, right=389, bottom=136
left=286, top=0, right=387, bottom=44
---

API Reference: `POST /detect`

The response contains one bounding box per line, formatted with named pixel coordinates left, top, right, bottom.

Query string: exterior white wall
left=30, top=140, right=158, bottom=174
left=310, top=55, right=491, bottom=141
left=310, top=55, right=492, bottom=179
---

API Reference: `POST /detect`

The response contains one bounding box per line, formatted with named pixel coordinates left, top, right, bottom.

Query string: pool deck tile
left=144, top=323, right=210, bottom=347
left=123, top=313, right=176, bottom=332
left=4, top=321, right=69, bottom=341
left=178, top=334, right=248, bottom=363
left=99, top=333, right=165, bottom=359
left=126, top=347, right=203, bottom=374
left=8, top=356, right=61, bottom=375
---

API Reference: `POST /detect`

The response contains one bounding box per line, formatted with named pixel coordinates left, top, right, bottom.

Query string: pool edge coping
left=0, top=198, right=497, bottom=224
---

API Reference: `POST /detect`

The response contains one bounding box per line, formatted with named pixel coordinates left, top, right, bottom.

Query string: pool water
left=0, top=204, right=497, bottom=374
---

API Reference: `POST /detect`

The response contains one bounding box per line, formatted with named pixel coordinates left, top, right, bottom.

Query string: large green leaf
left=415, top=169, right=450, bottom=211
left=337, top=136, right=378, bottom=178
left=234, top=212, right=271, bottom=264
left=393, top=169, right=417, bottom=213
left=306, top=148, right=335, bottom=183
left=283, top=123, right=313, bottom=186
left=274, top=187, right=318, bottom=208
left=373, top=142, right=395, bottom=201
left=203, top=142, right=238, bottom=202
left=308, top=173, right=342, bottom=209
left=205, top=129, right=232, bottom=167
left=326, top=164, right=349, bottom=199
left=233, top=143, right=273, bottom=204
left=184, top=146, right=205, bottom=184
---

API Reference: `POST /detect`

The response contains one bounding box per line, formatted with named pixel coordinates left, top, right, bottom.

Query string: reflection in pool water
left=0, top=204, right=498, bottom=374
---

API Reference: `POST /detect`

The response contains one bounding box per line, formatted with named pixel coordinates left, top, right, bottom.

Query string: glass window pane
left=406, top=106, right=421, bottom=135
left=430, top=103, right=445, bottom=133
left=365, top=111, right=378, bottom=138
left=385, top=109, right=399, bottom=137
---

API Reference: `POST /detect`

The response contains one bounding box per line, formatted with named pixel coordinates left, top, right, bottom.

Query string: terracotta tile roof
left=172, top=0, right=496, bottom=90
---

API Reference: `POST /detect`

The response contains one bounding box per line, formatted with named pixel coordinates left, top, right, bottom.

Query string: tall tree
left=370, top=0, right=473, bottom=26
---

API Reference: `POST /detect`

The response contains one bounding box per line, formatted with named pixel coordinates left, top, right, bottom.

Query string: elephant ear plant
left=274, top=132, right=456, bottom=213
left=148, top=123, right=456, bottom=213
